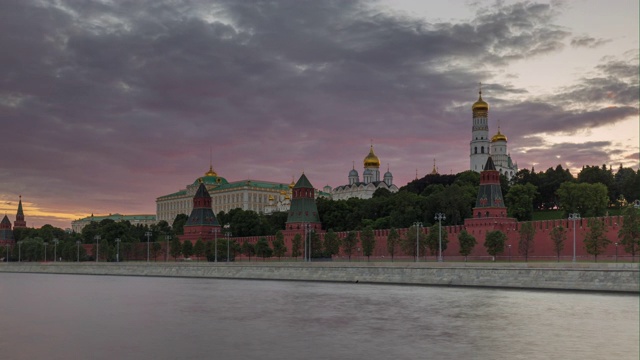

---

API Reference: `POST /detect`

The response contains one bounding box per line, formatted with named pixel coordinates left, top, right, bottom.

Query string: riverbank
left=1, top=262, right=638, bottom=293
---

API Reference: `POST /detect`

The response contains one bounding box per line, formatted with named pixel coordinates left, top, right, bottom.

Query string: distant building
left=469, top=88, right=518, bottom=179
left=156, top=166, right=329, bottom=225
left=71, top=214, right=156, bottom=233
left=324, top=145, right=398, bottom=200
left=1, top=196, right=27, bottom=244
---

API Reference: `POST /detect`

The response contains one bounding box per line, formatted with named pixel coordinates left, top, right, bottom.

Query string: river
left=0, top=273, right=637, bottom=359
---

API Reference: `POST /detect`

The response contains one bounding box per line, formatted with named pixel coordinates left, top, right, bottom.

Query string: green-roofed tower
left=285, top=173, right=321, bottom=231
left=14, top=195, right=26, bottom=228
left=181, top=179, right=221, bottom=243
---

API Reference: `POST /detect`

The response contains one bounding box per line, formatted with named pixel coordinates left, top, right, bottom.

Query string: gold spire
left=431, top=158, right=439, bottom=175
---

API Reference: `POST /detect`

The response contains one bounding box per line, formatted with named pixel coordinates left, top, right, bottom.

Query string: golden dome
left=491, top=128, right=507, bottom=142
left=288, top=178, right=295, bottom=189
left=363, top=145, right=381, bottom=168
left=472, top=85, right=489, bottom=119
left=268, top=195, right=274, bottom=201
left=204, top=165, right=217, bottom=177
left=284, top=194, right=291, bottom=200
left=280, top=190, right=287, bottom=195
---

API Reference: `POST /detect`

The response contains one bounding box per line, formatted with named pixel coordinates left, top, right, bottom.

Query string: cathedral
left=469, top=89, right=518, bottom=179
left=325, top=145, right=398, bottom=200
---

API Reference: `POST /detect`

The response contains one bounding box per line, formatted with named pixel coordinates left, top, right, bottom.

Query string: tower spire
left=14, top=195, right=26, bottom=228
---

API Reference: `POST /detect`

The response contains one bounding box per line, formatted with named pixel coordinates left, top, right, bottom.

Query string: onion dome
left=472, top=90, right=489, bottom=117
left=205, top=165, right=217, bottom=177
left=363, top=145, right=381, bottom=168
left=288, top=179, right=295, bottom=189
left=349, top=168, right=359, bottom=177
left=491, top=128, right=507, bottom=142
left=268, top=194, right=274, bottom=201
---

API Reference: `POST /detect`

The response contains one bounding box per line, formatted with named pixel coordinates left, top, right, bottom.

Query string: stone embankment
left=1, top=262, right=637, bottom=293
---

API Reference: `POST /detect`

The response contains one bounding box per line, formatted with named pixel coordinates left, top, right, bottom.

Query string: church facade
left=469, top=89, right=518, bottom=179
left=324, top=145, right=398, bottom=200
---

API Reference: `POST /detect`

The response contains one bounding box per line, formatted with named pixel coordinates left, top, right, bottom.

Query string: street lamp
left=145, top=231, right=152, bottom=263
left=568, top=213, right=580, bottom=263
left=115, top=238, right=121, bottom=263
left=94, top=235, right=101, bottom=262
left=413, top=222, right=423, bottom=262
left=224, top=224, right=231, bottom=263
left=53, top=238, right=59, bottom=262
left=435, top=213, right=446, bottom=262
left=44, top=241, right=48, bottom=262
left=615, top=242, right=618, bottom=263
left=508, top=244, right=512, bottom=262
left=76, top=241, right=81, bottom=262
left=165, top=235, right=171, bottom=262
left=212, top=228, right=219, bottom=262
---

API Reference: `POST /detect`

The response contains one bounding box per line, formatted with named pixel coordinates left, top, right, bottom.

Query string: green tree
left=291, top=234, right=302, bottom=260
left=323, top=230, right=341, bottom=258
left=518, top=222, right=536, bottom=262
left=342, top=231, right=358, bottom=261
left=484, top=231, right=506, bottom=261
left=360, top=227, right=376, bottom=262
left=584, top=218, right=610, bottom=262
left=425, top=223, right=448, bottom=259
left=386, top=228, right=400, bottom=262
left=255, top=237, right=273, bottom=261
left=172, top=214, right=189, bottom=235
left=193, top=239, right=205, bottom=262
left=241, top=241, right=255, bottom=261
left=402, top=225, right=426, bottom=260
left=272, top=231, right=287, bottom=260
left=457, top=230, right=477, bottom=262
left=151, top=242, right=162, bottom=261
left=182, top=240, right=194, bottom=259
left=557, top=182, right=609, bottom=217
left=506, top=183, right=538, bottom=221
left=550, top=225, right=567, bottom=262
left=170, top=237, right=182, bottom=261
left=309, top=230, right=323, bottom=259
left=618, top=205, right=640, bottom=261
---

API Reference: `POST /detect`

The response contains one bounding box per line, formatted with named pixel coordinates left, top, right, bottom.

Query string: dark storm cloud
left=0, top=0, right=635, bottom=226
left=570, top=35, right=610, bottom=48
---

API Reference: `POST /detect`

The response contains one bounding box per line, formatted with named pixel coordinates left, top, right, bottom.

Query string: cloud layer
left=0, top=0, right=637, bottom=227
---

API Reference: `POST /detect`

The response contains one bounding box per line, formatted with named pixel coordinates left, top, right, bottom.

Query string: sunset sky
left=1, top=0, right=638, bottom=229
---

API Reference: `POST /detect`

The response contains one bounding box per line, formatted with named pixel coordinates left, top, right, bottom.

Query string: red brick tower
left=14, top=195, right=26, bottom=229
left=465, top=156, right=516, bottom=228
left=180, top=179, right=221, bottom=242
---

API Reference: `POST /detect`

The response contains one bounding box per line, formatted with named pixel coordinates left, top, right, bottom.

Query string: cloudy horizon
left=0, top=0, right=637, bottom=228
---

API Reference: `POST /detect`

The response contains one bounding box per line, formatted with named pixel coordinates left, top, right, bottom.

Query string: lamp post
left=435, top=213, right=446, bottom=262
left=165, top=235, right=171, bottom=262
left=413, top=222, right=423, bottom=262
left=568, top=213, right=580, bottom=263
left=44, top=241, right=48, bottom=262
left=145, top=231, right=152, bottom=263
left=224, top=224, right=231, bottom=263
left=508, top=244, right=512, bottom=262
left=308, top=224, right=313, bottom=262
left=94, top=235, right=101, bottom=262
left=615, top=242, right=618, bottom=263
left=18, top=241, right=22, bottom=262
left=212, top=228, right=219, bottom=263
left=115, top=238, right=121, bottom=263
left=53, top=238, right=59, bottom=262
left=76, top=241, right=81, bottom=262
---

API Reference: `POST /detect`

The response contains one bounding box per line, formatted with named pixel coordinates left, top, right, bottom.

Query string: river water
left=0, top=273, right=637, bottom=360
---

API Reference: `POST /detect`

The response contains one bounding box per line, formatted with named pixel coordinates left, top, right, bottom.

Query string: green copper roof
left=74, top=214, right=156, bottom=222
left=192, top=175, right=229, bottom=186
left=294, top=173, right=313, bottom=188
left=17, top=198, right=23, bottom=216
